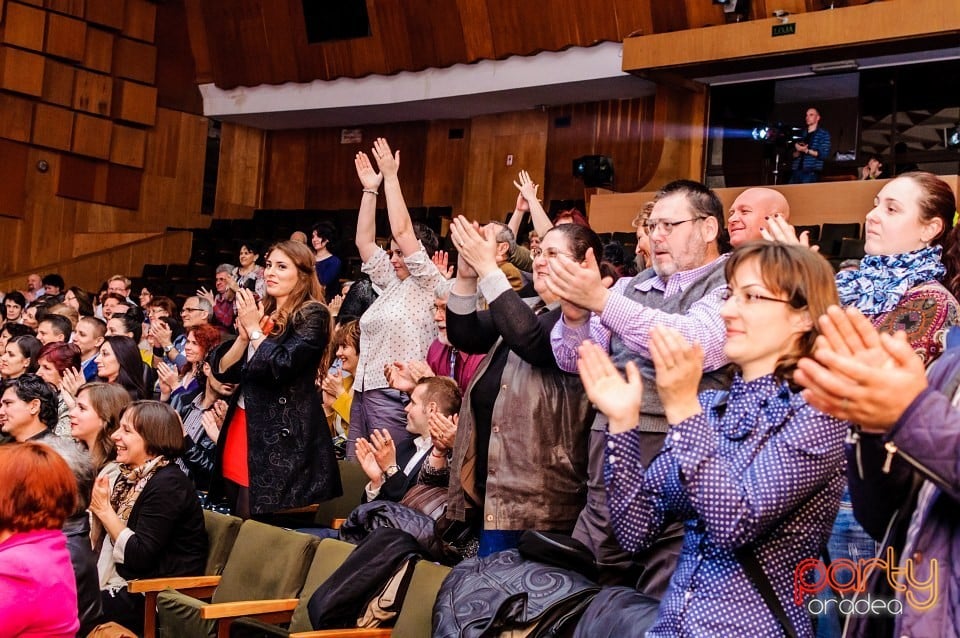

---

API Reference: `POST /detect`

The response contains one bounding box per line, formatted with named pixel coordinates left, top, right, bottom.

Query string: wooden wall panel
left=0, top=139, right=29, bottom=219
left=0, top=46, right=46, bottom=96
left=422, top=120, right=469, bottom=210
left=0, top=93, right=34, bottom=142
left=45, top=0, right=85, bottom=18
left=155, top=0, right=203, bottom=114
left=85, top=0, right=123, bottom=30
left=32, top=102, right=73, bottom=150
left=42, top=58, right=74, bottom=105
left=262, top=129, right=306, bottom=210
left=45, top=12, right=85, bottom=61
left=462, top=111, right=548, bottom=224
left=3, top=2, right=47, bottom=51
left=123, top=0, right=155, bottom=42
left=83, top=26, right=114, bottom=73
left=215, top=122, right=265, bottom=219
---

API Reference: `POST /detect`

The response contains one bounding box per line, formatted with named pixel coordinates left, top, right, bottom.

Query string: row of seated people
left=1, top=135, right=959, bottom=637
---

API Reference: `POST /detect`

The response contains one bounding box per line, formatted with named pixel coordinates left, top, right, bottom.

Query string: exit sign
left=772, top=23, right=796, bottom=37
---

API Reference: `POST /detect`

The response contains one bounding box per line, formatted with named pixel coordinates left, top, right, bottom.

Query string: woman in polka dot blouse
left=578, top=242, right=848, bottom=637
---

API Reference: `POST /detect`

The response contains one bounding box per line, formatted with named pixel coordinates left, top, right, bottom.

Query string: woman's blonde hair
left=76, top=381, right=132, bottom=471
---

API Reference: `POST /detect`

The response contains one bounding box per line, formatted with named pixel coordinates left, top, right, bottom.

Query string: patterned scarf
left=111, top=456, right=170, bottom=523
left=835, top=245, right=945, bottom=316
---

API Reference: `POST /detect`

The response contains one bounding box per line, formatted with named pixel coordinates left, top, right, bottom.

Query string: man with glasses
left=153, top=296, right=211, bottom=368
left=547, top=179, right=734, bottom=597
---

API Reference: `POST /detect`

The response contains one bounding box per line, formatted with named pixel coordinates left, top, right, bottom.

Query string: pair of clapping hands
left=579, top=308, right=924, bottom=435
left=355, top=412, right=458, bottom=487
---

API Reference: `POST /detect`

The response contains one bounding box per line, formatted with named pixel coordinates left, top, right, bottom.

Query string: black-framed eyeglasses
left=720, top=287, right=793, bottom=306
left=181, top=307, right=203, bottom=313
left=642, top=217, right=702, bottom=235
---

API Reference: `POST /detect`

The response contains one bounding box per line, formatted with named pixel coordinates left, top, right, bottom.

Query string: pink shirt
left=0, top=529, right=79, bottom=637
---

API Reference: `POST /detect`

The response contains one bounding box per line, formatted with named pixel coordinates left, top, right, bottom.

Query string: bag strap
left=734, top=546, right=798, bottom=638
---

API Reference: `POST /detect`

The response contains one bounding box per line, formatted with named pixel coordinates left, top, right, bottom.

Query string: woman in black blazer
left=211, top=240, right=342, bottom=520
left=89, top=400, right=207, bottom=633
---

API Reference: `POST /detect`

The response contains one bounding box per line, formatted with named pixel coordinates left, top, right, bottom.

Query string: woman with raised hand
left=211, top=240, right=340, bottom=520
left=347, top=138, right=443, bottom=463
left=445, top=217, right=597, bottom=556
left=577, top=242, right=846, bottom=637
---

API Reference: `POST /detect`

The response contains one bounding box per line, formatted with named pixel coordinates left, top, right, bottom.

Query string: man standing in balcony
left=789, top=107, right=831, bottom=183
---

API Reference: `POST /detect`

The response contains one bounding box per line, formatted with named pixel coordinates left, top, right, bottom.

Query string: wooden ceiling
left=185, top=0, right=873, bottom=90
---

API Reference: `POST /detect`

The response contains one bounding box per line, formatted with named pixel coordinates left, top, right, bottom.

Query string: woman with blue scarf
left=806, top=172, right=960, bottom=637
left=835, top=171, right=960, bottom=364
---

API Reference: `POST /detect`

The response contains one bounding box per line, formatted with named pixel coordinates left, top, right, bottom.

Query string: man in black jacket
left=356, top=376, right=461, bottom=503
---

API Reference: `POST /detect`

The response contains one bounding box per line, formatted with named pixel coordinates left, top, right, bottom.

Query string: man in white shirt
left=356, top=376, right=461, bottom=503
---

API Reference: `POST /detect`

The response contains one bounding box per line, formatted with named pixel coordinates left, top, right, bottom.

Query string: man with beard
left=547, top=179, right=733, bottom=598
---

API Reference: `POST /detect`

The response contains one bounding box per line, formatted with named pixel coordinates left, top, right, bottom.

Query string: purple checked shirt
left=551, top=256, right=731, bottom=374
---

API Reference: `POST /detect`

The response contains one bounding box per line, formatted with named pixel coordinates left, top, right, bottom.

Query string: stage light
left=945, top=125, right=960, bottom=149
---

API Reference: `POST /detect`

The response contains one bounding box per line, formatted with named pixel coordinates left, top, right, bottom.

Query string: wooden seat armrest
left=288, top=630, right=392, bottom=638
left=129, top=575, right=222, bottom=594
left=199, top=598, right=299, bottom=620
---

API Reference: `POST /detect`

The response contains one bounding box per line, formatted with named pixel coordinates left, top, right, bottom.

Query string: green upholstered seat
left=157, top=520, right=319, bottom=638
left=203, top=510, right=244, bottom=576
left=312, top=461, right=368, bottom=528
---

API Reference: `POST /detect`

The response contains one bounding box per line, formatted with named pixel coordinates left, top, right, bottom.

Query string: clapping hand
left=428, top=412, right=458, bottom=453
left=61, top=367, right=85, bottom=407
left=577, top=340, right=642, bottom=434
left=234, top=288, right=264, bottom=339
left=197, top=286, right=216, bottom=305
left=321, top=368, right=346, bottom=400
left=89, top=475, right=114, bottom=519
left=795, top=305, right=924, bottom=431
left=450, top=216, right=498, bottom=278
left=649, top=326, right=704, bottom=425
left=355, top=428, right=398, bottom=484
left=544, top=247, right=609, bottom=313
left=201, top=400, right=228, bottom=444
left=156, top=361, right=179, bottom=398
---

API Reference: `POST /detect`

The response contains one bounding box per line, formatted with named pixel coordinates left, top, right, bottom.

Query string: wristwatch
left=249, top=329, right=263, bottom=341
left=163, top=344, right=174, bottom=354
left=384, top=464, right=401, bottom=478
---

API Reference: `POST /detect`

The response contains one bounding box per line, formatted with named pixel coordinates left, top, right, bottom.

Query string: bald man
left=726, top=187, right=790, bottom=248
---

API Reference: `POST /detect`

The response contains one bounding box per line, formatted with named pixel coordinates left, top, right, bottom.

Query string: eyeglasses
left=642, top=217, right=702, bottom=235
left=720, top=288, right=794, bottom=307
left=531, top=247, right=576, bottom=259
left=181, top=307, right=204, bottom=313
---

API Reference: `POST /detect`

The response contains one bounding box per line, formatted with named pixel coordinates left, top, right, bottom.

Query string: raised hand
left=513, top=170, right=540, bottom=208
left=577, top=340, right=642, bottom=434
left=371, top=137, right=400, bottom=179
left=432, top=250, right=454, bottom=279
left=354, top=151, right=383, bottom=191
left=428, top=412, right=458, bottom=452
left=151, top=320, right=173, bottom=349
left=328, top=294, right=344, bottom=318
left=760, top=213, right=819, bottom=251
left=197, top=286, right=216, bottom=305
left=649, top=325, right=704, bottom=425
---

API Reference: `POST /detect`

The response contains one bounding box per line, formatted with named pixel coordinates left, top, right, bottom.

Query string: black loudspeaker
left=572, top=155, right=614, bottom=187
left=302, top=0, right=371, bottom=44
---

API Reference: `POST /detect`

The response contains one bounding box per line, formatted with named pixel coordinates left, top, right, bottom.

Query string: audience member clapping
left=36, top=341, right=82, bottom=435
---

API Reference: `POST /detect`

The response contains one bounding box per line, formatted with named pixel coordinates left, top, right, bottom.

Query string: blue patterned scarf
left=835, top=245, right=945, bottom=315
